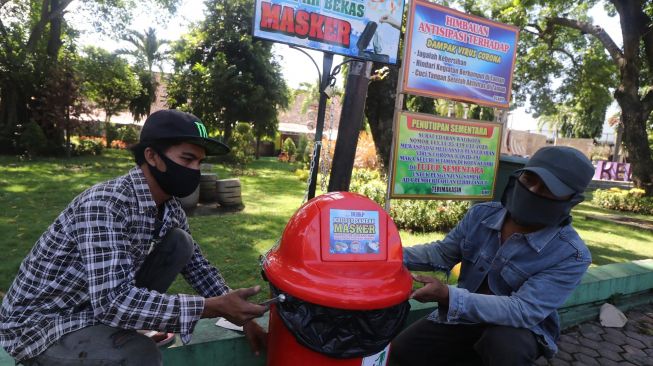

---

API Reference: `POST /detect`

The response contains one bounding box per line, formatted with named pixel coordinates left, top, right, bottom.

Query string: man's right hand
left=202, top=285, right=268, bottom=325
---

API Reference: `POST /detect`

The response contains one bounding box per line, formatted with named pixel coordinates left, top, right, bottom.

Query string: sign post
left=253, top=0, right=407, bottom=199
left=328, top=60, right=373, bottom=193
left=307, top=53, right=334, bottom=199
left=386, top=0, right=519, bottom=206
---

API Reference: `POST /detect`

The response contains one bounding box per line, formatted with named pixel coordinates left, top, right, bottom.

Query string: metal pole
left=328, top=60, right=373, bottom=192
left=308, top=53, right=334, bottom=199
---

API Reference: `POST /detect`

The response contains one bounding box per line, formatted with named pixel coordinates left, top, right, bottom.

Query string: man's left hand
left=411, top=274, right=449, bottom=303
left=243, top=320, right=267, bottom=356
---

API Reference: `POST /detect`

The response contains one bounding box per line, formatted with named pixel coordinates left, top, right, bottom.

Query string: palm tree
left=116, top=27, right=169, bottom=74
left=116, top=28, right=168, bottom=120
left=296, top=81, right=343, bottom=114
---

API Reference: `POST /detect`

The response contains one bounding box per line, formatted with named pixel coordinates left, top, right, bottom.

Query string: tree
left=0, top=0, right=48, bottom=152
left=117, top=27, right=169, bottom=120
left=0, top=0, right=177, bottom=154
left=464, top=1, right=652, bottom=192
left=296, top=81, right=321, bottom=114
left=365, top=68, right=399, bottom=170
left=79, top=46, right=140, bottom=146
left=365, top=1, right=653, bottom=193
left=116, top=27, right=169, bottom=73
left=295, top=81, right=344, bottom=114
left=228, top=122, right=256, bottom=167
left=167, top=0, right=289, bottom=145
left=129, top=69, right=158, bottom=122
left=30, top=51, right=88, bottom=156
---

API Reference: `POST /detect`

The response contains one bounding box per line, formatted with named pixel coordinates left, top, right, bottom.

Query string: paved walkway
left=535, top=303, right=653, bottom=365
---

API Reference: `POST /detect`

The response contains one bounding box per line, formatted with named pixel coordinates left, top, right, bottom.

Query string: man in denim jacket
left=391, top=146, right=595, bottom=365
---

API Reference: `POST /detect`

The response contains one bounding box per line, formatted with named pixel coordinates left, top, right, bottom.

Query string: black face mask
left=148, top=150, right=200, bottom=198
left=501, top=176, right=579, bottom=227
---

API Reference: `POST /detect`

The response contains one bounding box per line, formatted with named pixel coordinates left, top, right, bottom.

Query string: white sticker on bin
left=361, top=344, right=390, bottom=366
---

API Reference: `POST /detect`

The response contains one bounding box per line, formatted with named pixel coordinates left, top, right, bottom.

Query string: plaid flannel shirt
left=0, top=167, right=230, bottom=361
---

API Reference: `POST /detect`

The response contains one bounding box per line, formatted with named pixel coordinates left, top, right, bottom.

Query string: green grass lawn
left=1, top=150, right=652, bottom=300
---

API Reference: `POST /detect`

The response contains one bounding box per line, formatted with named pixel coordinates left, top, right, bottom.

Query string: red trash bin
left=263, top=192, right=412, bottom=366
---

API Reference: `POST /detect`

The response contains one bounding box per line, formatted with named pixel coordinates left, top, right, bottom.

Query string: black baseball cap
left=139, top=109, right=230, bottom=155
left=517, top=146, right=594, bottom=197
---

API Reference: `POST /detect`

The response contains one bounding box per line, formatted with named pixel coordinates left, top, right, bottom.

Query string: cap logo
left=194, top=121, right=208, bottom=138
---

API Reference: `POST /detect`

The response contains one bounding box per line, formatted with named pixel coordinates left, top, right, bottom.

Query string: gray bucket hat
left=517, top=146, right=595, bottom=197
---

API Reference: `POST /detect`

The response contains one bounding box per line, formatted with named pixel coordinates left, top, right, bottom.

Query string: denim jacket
left=403, top=202, right=591, bottom=357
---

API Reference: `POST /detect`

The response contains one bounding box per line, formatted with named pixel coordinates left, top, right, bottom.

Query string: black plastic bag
left=270, top=285, right=410, bottom=358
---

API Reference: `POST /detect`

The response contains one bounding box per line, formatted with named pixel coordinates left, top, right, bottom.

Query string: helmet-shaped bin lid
left=263, top=192, right=412, bottom=310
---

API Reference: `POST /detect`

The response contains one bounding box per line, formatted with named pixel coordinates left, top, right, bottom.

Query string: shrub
left=390, top=199, right=470, bottom=232
left=302, top=140, right=313, bottom=165
left=294, top=168, right=310, bottom=182
left=350, top=174, right=387, bottom=206
left=74, top=120, right=103, bottom=137
left=295, top=135, right=308, bottom=163
left=117, top=125, right=139, bottom=145
left=590, top=144, right=611, bottom=162
left=282, top=137, right=297, bottom=160
left=592, top=188, right=653, bottom=214
left=105, top=123, right=119, bottom=148
left=351, top=168, right=382, bottom=184
left=348, top=168, right=470, bottom=232
left=278, top=151, right=290, bottom=162
left=75, top=138, right=104, bottom=156
left=19, top=121, right=48, bottom=157
left=294, top=167, right=470, bottom=231
left=228, top=122, right=256, bottom=167
left=110, top=140, right=127, bottom=149
left=297, top=140, right=319, bottom=169
left=354, top=132, right=381, bottom=170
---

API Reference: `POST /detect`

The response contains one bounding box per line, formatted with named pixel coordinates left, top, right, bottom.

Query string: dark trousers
left=390, top=318, right=542, bottom=366
left=22, top=228, right=194, bottom=366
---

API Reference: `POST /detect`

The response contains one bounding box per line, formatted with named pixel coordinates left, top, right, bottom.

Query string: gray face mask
left=501, top=176, right=581, bottom=227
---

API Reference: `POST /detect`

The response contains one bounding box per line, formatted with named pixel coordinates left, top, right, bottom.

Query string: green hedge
left=592, top=188, right=653, bottom=214
left=293, top=168, right=470, bottom=232
left=74, top=139, right=104, bottom=156
left=389, top=199, right=470, bottom=232
left=349, top=169, right=470, bottom=232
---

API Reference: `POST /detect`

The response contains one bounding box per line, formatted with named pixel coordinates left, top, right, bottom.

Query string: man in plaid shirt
left=0, top=110, right=268, bottom=365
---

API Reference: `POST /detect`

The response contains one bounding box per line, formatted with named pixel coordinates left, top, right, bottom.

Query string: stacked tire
left=216, top=179, right=243, bottom=207
left=199, top=173, right=218, bottom=203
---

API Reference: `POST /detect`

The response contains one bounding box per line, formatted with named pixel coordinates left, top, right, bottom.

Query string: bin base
left=267, top=306, right=390, bottom=366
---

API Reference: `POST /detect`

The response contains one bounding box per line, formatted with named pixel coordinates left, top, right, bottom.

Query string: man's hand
left=410, top=274, right=449, bottom=304
left=202, top=285, right=267, bottom=325
left=378, top=14, right=401, bottom=29
left=243, top=320, right=267, bottom=356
